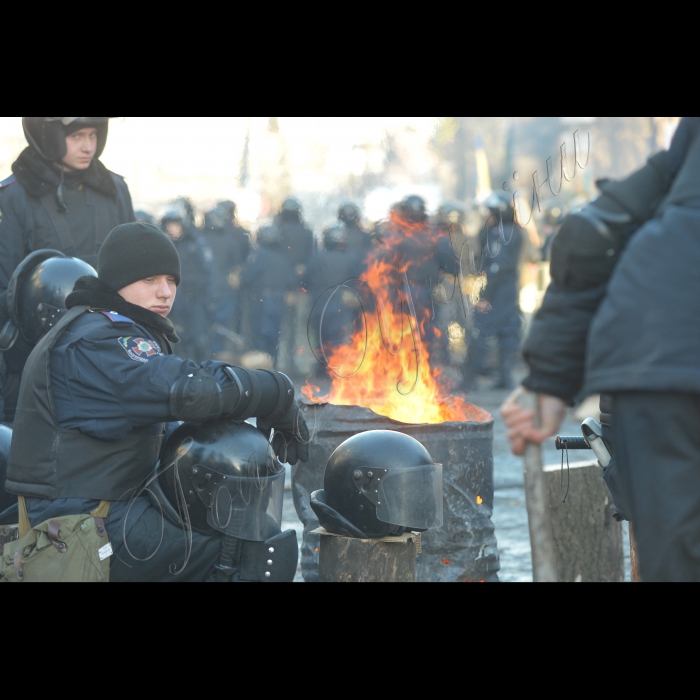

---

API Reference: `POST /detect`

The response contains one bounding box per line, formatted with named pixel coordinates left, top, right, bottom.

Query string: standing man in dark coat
left=203, top=201, right=251, bottom=353
left=502, top=117, right=700, bottom=582
left=0, top=117, right=135, bottom=423
left=161, top=202, right=215, bottom=363
left=337, top=203, right=372, bottom=257
left=466, top=193, right=526, bottom=391
left=376, top=196, right=456, bottom=362
left=306, top=225, right=366, bottom=368
left=276, top=198, right=315, bottom=288
left=0, top=117, right=135, bottom=292
left=241, top=226, right=297, bottom=365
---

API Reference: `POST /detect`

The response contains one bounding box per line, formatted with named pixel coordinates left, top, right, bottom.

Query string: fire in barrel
left=298, top=203, right=500, bottom=582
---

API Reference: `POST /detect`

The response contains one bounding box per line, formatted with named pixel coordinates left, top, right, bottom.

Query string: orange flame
left=303, top=213, right=485, bottom=425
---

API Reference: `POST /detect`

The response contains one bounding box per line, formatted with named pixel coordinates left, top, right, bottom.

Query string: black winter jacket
left=523, top=117, right=700, bottom=403
left=0, top=149, right=135, bottom=290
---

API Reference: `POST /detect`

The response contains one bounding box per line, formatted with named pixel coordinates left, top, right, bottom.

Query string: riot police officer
left=306, top=226, right=365, bottom=368
left=5, top=222, right=310, bottom=582
left=337, top=203, right=372, bottom=257
left=0, top=117, right=135, bottom=292
left=161, top=202, right=215, bottom=362
left=276, top=198, right=315, bottom=284
left=466, top=193, right=525, bottom=391
left=241, top=226, right=297, bottom=365
left=203, top=201, right=251, bottom=353
left=377, top=196, right=456, bottom=359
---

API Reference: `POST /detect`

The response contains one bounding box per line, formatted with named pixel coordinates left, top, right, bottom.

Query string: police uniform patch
left=102, top=311, right=134, bottom=326
left=118, top=336, right=163, bottom=364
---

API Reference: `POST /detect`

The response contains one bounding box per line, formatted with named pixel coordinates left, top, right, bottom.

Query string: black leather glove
left=258, top=403, right=310, bottom=466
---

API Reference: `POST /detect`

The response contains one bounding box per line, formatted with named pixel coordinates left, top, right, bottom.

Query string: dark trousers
left=612, top=392, right=700, bottom=582
left=27, top=497, right=222, bottom=582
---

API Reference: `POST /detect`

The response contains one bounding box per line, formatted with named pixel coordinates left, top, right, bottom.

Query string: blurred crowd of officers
left=132, top=192, right=569, bottom=394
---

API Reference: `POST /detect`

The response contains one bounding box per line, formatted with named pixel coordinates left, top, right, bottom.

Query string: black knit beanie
left=98, top=223, right=181, bottom=292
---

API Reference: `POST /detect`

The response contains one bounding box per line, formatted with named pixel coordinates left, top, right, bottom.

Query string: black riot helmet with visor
left=323, top=225, right=348, bottom=252
left=0, top=250, right=96, bottom=351
left=398, top=195, right=428, bottom=224
left=483, top=191, right=516, bottom=224
left=157, top=420, right=287, bottom=542
left=311, top=431, right=444, bottom=540
left=22, top=117, right=120, bottom=163
left=437, top=201, right=467, bottom=228
left=280, top=198, right=303, bottom=224
left=338, top=203, right=361, bottom=225
left=257, top=225, right=284, bottom=251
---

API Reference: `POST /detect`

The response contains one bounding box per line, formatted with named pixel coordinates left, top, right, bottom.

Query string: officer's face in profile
left=61, top=128, right=99, bottom=171
left=117, top=276, right=178, bottom=317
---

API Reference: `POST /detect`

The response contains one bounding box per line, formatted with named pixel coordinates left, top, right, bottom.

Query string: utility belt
left=0, top=498, right=112, bottom=583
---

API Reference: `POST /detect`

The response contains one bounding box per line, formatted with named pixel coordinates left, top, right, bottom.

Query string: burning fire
left=303, top=211, right=486, bottom=425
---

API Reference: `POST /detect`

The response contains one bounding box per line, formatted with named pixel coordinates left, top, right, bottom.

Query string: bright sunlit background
left=0, top=117, right=680, bottom=232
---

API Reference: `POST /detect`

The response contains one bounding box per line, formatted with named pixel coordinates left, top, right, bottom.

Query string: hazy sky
left=0, top=116, right=438, bottom=178
left=0, top=117, right=444, bottom=220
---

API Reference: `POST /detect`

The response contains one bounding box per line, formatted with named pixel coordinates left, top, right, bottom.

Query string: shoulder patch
left=118, top=336, right=164, bottom=363
left=102, top=311, right=134, bottom=326
left=0, top=174, right=17, bottom=190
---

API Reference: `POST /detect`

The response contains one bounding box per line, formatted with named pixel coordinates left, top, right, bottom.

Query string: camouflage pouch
left=0, top=526, right=19, bottom=558
left=1, top=513, right=111, bottom=584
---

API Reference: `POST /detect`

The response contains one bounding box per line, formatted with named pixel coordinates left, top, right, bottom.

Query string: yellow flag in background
left=475, top=135, right=492, bottom=199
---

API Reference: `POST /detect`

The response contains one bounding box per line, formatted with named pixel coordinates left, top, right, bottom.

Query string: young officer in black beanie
left=5, top=222, right=309, bottom=582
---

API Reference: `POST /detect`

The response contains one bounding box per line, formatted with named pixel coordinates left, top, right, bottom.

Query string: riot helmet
left=338, top=203, right=361, bottom=225
left=483, top=191, right=515, bottom=223
left=205, top=207, right=227, bottom=231
left=160, top=204, right=185, bottom=228
left=257, top=225, right=283, bottom=251
left=4, top=250, right=96, bottom=347
left=398, top=195, right=428, bottom=224
left=323, top=225, right=348, bottom=252
left=205, top=200, right=237, bottom=231
left=311, top=431, right=444, bottom=540
left=157, top=420, right=286, bottom=541
left=0, top=425, right=14, bottom=515
left=437, top=202, right=466, bottom=227
left=217, top=200, right=237, bottom=222
left=280, top=198, right=303, bottom=224
left=172, top=197, right=197, bottom=229
left=134, top=210, right=156, bottom=226
left=22, top=117, right=119, bottom=163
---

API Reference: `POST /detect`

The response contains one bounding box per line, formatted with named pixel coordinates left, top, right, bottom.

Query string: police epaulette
left=0, top=175, right=17, bottom=190
left=101, top=311, right=135, bottom=327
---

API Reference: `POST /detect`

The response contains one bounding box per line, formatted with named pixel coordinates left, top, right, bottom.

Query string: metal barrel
left=294, top=400, right=499, bottom=582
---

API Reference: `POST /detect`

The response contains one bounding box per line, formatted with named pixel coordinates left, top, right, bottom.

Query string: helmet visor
left=376, top=464, right=443, bottom=531
left=207, top=467, right=285, bottom=542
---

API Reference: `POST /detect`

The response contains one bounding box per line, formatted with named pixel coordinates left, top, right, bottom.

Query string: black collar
left=66, top=276, right=180, bottom=344
left=12, top=147, right=118, bottom=200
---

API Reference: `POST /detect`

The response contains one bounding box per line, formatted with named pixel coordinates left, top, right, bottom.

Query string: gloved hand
left=258, top=403, right=310, bottom=466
